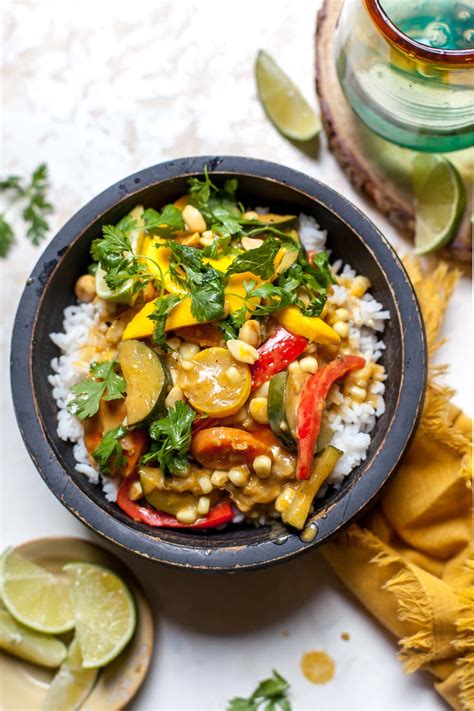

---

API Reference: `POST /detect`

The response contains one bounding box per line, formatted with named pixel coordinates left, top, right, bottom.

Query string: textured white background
left=1, top=1, right=471, bottom=710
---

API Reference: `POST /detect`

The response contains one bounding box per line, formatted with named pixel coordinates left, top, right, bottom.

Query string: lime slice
left=41, top=638, right=98, bottom=711
left=64, top=563, right=136, bottom=668
left=0, top=549, right=75, bottom=634
left=0, top=609, right=67, bottom=668
left=95, top=266, right=135, bottom=304
left=413, top=155, right=466, bottom=255
left=256, top=50, right=321, bottom=141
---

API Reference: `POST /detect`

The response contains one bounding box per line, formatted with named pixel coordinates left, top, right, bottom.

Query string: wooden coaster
left=315, top=0, right=472, bottom=263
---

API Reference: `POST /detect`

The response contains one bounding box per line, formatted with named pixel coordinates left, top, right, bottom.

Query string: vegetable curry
left=68, top=171, right=383, bottom=531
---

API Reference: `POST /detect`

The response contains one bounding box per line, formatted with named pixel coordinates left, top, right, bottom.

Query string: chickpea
left=75, top=274, right=96, bottom=302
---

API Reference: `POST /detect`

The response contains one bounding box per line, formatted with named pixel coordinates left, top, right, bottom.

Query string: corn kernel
left=211, top=470, right=229, bottom=487
left=333, top=321, right=349, bottom=339
left=249, top=397, right=269, bottom=424
left=228, top=466, right=250, bottom=487
left=225, top=365, right=242, bottom=384
left=179, top=342, right=200, bottom=360
left=197, top=496, right=211, bottom=516
left=349, top=385, right=367, bottom=402
left=227, top=339, right=259, bottom=365
left=198, top=475, right=213, bottom=495
left=252, top=455, right=272, bottom=478
left=351, top=276, right=371, bottom=298
left=183, top=204, right=206, bottom=233
left=275, top=487, right=296, bottom=513
left=180, top=358, right=194, bottom=371
left=254, top=381, right=270, bottom=397
left=299, top=356, right=318, bottom=373
left=334, top=308, right=350, bottom=322
left=176, top=507, right=198, bottom=524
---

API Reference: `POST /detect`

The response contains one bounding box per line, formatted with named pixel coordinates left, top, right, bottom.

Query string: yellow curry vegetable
left=276, top=306, right=341, bottom=345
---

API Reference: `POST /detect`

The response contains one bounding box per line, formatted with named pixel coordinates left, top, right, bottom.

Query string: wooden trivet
left=315, top=0, right=472, bottom=263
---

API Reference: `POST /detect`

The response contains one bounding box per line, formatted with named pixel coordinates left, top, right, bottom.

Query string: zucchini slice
left=118, top=340, right=171, bottom=427
left=282, top=446, right=342, bottom=530
left=243, top=213, right=297, bottom=228
left=268, top=372, right=297, bottom=451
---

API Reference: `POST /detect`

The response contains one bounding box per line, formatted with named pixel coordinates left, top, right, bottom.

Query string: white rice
left=298, top=213, right=389, bottom=489
left=48, top=213, right=389, bottom=512
left=48, top=302, right=119, bottom=501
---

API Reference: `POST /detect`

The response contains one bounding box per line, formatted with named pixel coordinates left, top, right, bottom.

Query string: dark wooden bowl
left=11, top=156, right=426, bottom=571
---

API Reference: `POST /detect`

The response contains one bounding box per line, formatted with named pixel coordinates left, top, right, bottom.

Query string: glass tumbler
left=335, top=0, right=474, bottom=152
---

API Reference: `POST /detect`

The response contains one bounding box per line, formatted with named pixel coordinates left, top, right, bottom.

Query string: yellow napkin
left=321, top=258, right=473, bottom=711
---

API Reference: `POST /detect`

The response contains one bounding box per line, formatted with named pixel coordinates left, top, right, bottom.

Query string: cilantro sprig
left=188, top=169, right=244, bottom=237
left=67, top=361, right=126, bottom=420
left=227, top=670, right=291, bottom=711
left=0, top=163, right=53, bottom=257
left=91, top=223, right=155, bottom=294
left=165, top=240, right=226, bottom=323
left=141, top=401, right=196, bottom=475
left=227, top=238, right=282, bottom=280
left=92, top=425, right=128, bottom=474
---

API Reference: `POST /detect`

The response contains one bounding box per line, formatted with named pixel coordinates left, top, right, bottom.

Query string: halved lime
left=0, top=549, right=75, bottom=634
left=64, top=563, right=136, bottom=668
left=41, top=638, right=98, bottom=711
left=0, top=609, right=67, bottom=668
left=256, top=50, right=321, bottom=142
left=413, top=155, right=466, bottom=255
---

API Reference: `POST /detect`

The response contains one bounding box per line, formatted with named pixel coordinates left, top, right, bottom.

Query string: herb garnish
left=0, top=163, right=52, bottom=257
left=91, top=223, right=154, bottom=294
left=226, top=238, right=282, bottom=280
left=188, top=169, right=243, bottom=237
left=148, top=294, right=182, bottom=351
left=143, top=204, right=184, bottom=235
left=165, top=241, right=226, bottom=323
left=92, top=425, right=127, bottom=474
left=141, top=401, right=196, bottom=475
left=68, top=361, right=126, bottom=420
left=278, top=250, right=336, bottom=317
left=227, top=670, right=291, bottom=711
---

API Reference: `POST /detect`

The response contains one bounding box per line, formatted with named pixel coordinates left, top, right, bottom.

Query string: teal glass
left=335, top=0, right=474, bottom=152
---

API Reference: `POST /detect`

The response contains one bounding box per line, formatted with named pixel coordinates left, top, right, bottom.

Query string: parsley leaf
left=143, top=204, right=185, bottom=235
left=227, top=670, right=291, bottom=711
left=166, top=241, right=226, bottom=323
left=141, top=401, right=196, bottom=475
left=0, top=215, right=15, bottom=257
left=92, top=425, right=127, bottom=474
left=0, top=163, right=52, bottom=257
left=278, top=250, right=336, bottom=317
left=148, top=293, right=182, bottom=350
left=68, top=360, right=126, bottom=420
left=188, top=168, right=243, bottom=238
left=226, top=238, right=281, bottom=280
left=91, top=223, right=154, bottom=294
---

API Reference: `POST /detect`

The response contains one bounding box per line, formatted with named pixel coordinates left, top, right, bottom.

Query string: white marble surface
left=0, top=1, right=471, bottom=709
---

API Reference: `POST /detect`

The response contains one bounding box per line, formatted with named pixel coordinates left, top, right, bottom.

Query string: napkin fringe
left=454, top=559, right=474, bottom=710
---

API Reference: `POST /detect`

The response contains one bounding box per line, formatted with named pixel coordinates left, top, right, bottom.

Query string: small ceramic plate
left=0, top=537, right=153, bottom=710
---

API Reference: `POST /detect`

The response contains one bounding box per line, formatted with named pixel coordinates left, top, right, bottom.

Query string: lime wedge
left=0, top=549, right=75, bottom=634
left=413, top=155, right=466, bottom=255
left=95, top=266, right=135, bottom=304
left=64, top=563, right=136, bottom=668
left=0, top=609, right=67, bottom=668
left=41, top=638, right=98, bottom=711
left=256, top=50, right=321, bottom=142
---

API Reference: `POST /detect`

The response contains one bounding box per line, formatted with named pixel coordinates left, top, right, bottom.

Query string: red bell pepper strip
left=251, top=326, right=308, bottom=391
left=296, top=354, right=365, bottom=480
left=116, top=476, right=234, bottom=529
